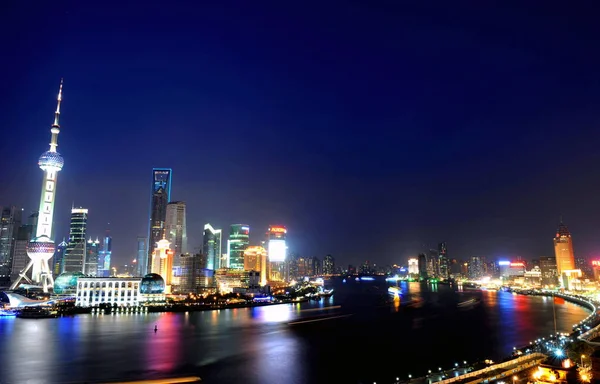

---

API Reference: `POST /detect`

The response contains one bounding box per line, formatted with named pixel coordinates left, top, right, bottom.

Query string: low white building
left=75, top=274, right=166, bottom=307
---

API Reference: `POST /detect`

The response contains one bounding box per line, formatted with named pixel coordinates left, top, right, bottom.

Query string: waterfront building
left=523, top=266, right=542, bottom=287
left=539, top=256, right=559, bottom=287
left=322, top=254, right=335, bottom=275
left=438, top=242, right=449, bottom=280
left=408, top=258, right=418, bottom=275
left=554, top=221, right=575, bottom=277
left=10, top=81, right=64, bottom=292
left=11, top=219, right=38, bottom=282
left=266, top=226, right=287, bottom=280
left=165, top=201, right=187, bottom=266
left=0, top=206, right=22, bottom=285
left=203, top=223, right=222, bottom=270
left=85, top=237, right=100, bottom=276
left=575, top=257, right=591, bottom=278
left=63, top=208, right=88, bottom=274
left=75, top=274, right=166, bottom=307
left=215, top=268, right=261, bottom=294
left=468, top=256, right=485, bottom=279
left=227, top=224, right=249, bottom=270
left=243, top=246, right=268, bottom=286
left=97, top=233, right=112, bottom=277
left=180, top=253, right=214, bottom=293
left=136, top=237, right=147, bottom=276
left=151, top=238, right=174, bottom=292
left=146, top=168, right=172, bottom=275
left=417, top=253, right=428, bottom=279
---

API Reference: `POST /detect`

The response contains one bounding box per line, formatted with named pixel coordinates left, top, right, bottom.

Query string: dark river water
left=0, top=279, right=590, bottom=384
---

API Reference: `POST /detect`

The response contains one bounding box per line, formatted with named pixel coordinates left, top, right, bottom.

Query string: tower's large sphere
left=27, top=236, right=56, bottom=262
left=141, top=273, right=165, bottom=294
left=38, top=151, right=64, bottom=171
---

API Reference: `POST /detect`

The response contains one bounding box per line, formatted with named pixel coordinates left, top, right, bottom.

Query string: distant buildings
left=146, top=168, right=172, bottom=275
left=97, top=233, right=112, bottom=277
left=0, top=206, right=21, bottom=285
left=63, top=208, right=88, bottom=274
left=322, top=254, right=335, bottom=275
left=136, top=237, right=147, bottom=276
left=438, top=242, right=449, bottom=280
left=418, top=253, right=428, bottom=279
left=180, top=253, right=213, bottom=293
left=85, top=237, right=100, bottom=276
left=554, top=221, right=575, bottom=277
left=165, top=201, right=187, bottom=266
left=52, top=238, right=67, bottom=276
left=203, top=224, right=222, bottom=270
left=11, top=214, right=38, bottom=282
left=468, top=256, right=485, bottom=280
left=408, top=258, right=418, bottom=275
left=227, top=224, right=249, bottom=270
left=539, top=256, right=559, bottom=286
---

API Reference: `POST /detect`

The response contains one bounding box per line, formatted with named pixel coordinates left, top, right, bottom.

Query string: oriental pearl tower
left=11, top=80, right=65, bottom=293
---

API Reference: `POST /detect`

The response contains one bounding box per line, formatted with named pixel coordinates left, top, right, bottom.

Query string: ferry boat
left=319, top=289, right=334, bottom=297
left=16, top=306, right=58, bottom=319
left=0, top=308, right=17, bottom=317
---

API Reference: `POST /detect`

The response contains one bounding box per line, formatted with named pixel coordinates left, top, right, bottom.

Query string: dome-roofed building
left=141, top=273, right=165, bottom=294
left=54, top=272, right=86, bottom=294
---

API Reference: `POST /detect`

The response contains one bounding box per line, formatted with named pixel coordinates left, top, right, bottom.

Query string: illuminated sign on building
left=498, top=261, right=511, bottom=266
left=510, top=262, right=525, bottom=268
left=268, top=239, right=286, bottom=262
left=592, top=260, right=600, bottom=267
left=269, top=226, right=287, bottom=234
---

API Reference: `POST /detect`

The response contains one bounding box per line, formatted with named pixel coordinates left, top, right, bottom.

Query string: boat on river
left=16, top=306, right=58, bottom=319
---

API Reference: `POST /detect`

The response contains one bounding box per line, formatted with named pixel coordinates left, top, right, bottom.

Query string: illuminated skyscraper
left=0, top=206, right=22, bottom=285
left=85, top=237, right=100, bottom=276
left=151, top=237, right=173, bottom=292
left=11, top=80, right=64, bottom=292
left=244, top=246, right=268, bottom=286
left=136, top=237, right=147, bottom=276
left=165, top=201, right=187, bottom=266
left=408, top=258, right=419, bottom=275
left=63, top=208, right=88, bottom=274
left=97, top=233, right=112, bottom=277
left=438, top=242, right=449, bottom=280
left=227, top=224, right=249, bottom=270
left=11, top=214, right=38, bottom=282
left=203, top=223, right=222, bottom=270
left=554, top=221, right=575, bottom=277
left=267, top=226, right=287, bottom=281
left=322, top=254, right=335, bottom=275
left=146, top=168, right=172, bottom=274
left=52, top=239, right=67, bottom=276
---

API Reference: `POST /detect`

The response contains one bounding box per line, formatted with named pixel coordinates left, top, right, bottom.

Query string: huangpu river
left=0, top=279, right=591, bottom=384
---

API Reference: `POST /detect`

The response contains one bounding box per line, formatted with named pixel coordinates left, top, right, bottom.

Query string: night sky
left=2, top=2, right=600, bottom=268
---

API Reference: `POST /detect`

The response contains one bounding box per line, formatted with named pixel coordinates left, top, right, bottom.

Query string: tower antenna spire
left=53, top=78, right=63, bottom=127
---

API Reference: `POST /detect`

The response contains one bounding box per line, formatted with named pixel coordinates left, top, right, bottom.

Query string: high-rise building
left=408, top=258, right=419, bottom=275
left=266, top=225, right=287, bottom=280
left=468, top=256, right=485, bottom=279
left=11, top=218, right=38, bottom=283
left=136, top=237, right=147, bottom=276
left=146, top=168, right=172, bottom=274
left=323, top=254, right=335, bottom=275
left=418, top=253, right=428, bottom=279
left=10, top=81, right=64, bottom=293
left=203, top=224, right=222, bottom=270
left=98, top=233, right=112, bottom=277
left=243, top=246, right=268, bottom=286
left=85, top=237, right=100, bottom=276
left=151, top=238, right=174, bottom=292
left=165, top=201, right=187, bottom=266
left=0, top=206, right=22, bottom=285
left=227, top=224, right=249, bottom=270
left=438, top=242, right=449, bottom=280
left=52, top=239, right=68, bottom=276
left=539, top=256, right=559, bottom=287
left=180, top=253, right=214, bottom=293
left=63, top=208, right=88, bottom=274
left=554, top=221, right=575, bottom=277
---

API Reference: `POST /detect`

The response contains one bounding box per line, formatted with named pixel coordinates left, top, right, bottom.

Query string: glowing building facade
left=63, top=208, right=88, bottom=274
left=97, top=233, right=112, bottom=277
left=408, top=258, right=419, bottom=275
left=165, top=201, right=187, bottom=266
left=267, top=226, right=287, bottom=281
left=554, top=221, right=575, bottom=278
left=75, top=274, right=166, bottom=307
left=323, top=254, right=335, bottom=275
left=151, top=238, right=174, bottom=292
left=0, top=206, right=21, bottom=285
left=146, top=168, right=172, bottom=274
left=85, top=237, right=100, bottom=276
left=136, top=237, right=147, bottom=276
left=203, top=223, right=222, bottom=270
left=11, top=80, right=64, bottom=292
left=228, top=224, right=249, bottom=270
left=243, top=246, right=268, bottom=286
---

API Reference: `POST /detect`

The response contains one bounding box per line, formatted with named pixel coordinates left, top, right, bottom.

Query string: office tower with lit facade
left=151, top=238, right=174, bottom=292
left=98, top=233, right=112, bottom=277
left=438, top=242, right=449, bottom=280
left=267, top=225, right=287, bottom=281
left=11, top=214, right=38, bottom=283
left=136, top=237, right=147, bottom=276
left=322, top=254, right=335, bottom=275
left=165, top=201, right=187, bottom=266
left=408, top=258, right=419, bottom=275
left=52, top=239, right=68, bottom=276
left=228, top=224, right=249, bottom=270
left=85, top=237, right=100, bottom=276
left=540, top=256, right=559, bottom=287
left=10, top=81, right=64, bottom=293
left=0, top=206, right=22, bottom=285
left=63, top=208, right=88, bottom=273
left=180, top=253, right=214, bottom=293
left=554, top=221, right=575, bottom=277
left=146, top=168, right=172, bottom=274
left=243, top=246, right=268, bottom=286
left=468, top=256, right=485, bottom=279
left=203, top=224, right=222, bottom=270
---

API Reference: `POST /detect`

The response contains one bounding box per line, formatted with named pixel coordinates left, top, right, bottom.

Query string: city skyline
left=3, top=3, right=600, bottom=267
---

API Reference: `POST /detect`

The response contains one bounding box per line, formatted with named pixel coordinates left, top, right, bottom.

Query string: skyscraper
left=63, top=208, right=88, bottom=273
left=151, top=238, right=173, bottom=292
left=227, top=224, right=249, bottom=270
left=180, top=253, right=214, bottom=294
left=85, top=237, right=100, bottom=276
left=203, top=223, right=222, bottom=270
left=438, top=242, right=449, bottom=280
left=165, top=201, right=187, bottom=266
left=243, top=246, right=268, bottom=286
left=539, top=256, right=559, bottom=287
left=323, top=254, right=335, bottom=275
left=554, top=221, right=575, bottom=277
left=11, top=215, right=38, bottom=283
left=136, top=237, right=147, bottom=276
left=52, top=239, right=68, bottom=276
left=98, top=233, right=112, bottom=277
left=0, top=206, right=22, bottom=285
left=10, top=80, right=64, bottom=292
left=267, top=225, right=287, bottom=281
left=146, top=168, right=172, bottom=274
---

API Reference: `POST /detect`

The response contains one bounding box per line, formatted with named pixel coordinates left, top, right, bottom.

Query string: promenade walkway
left=400, top=353, right=546, bottom=384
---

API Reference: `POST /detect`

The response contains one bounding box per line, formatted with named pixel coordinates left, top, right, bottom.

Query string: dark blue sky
left=2, top=1, right=600, bottom=267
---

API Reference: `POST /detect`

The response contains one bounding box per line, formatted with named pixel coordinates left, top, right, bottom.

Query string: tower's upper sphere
left=38, top=151, right=64, bottom=171
left=27, top=235, right=56, bottom=261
